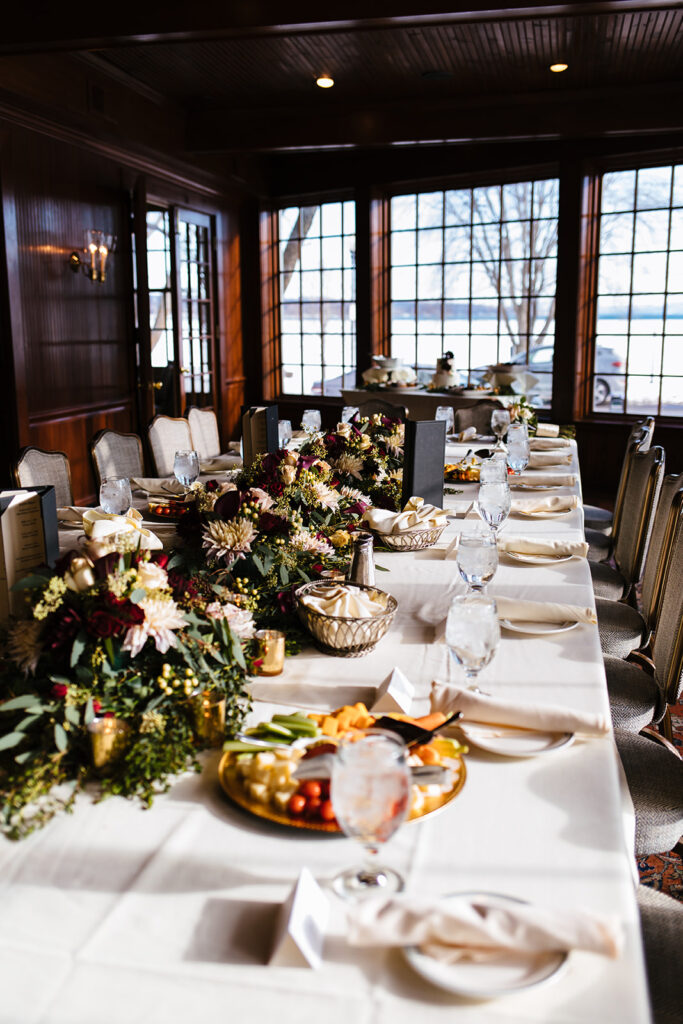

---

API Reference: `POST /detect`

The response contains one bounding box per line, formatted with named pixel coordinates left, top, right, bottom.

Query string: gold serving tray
left=217, top=737, right=467, bottom=834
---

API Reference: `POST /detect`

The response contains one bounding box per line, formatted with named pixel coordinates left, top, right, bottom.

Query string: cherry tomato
left=319, top=780, right=330, bottom=801
left=319, top=799, right=336, bottom=822
left=299, top=780, right=322, bottom=800
left=287, top=794, right=306, bottom=816
left=304, top=797, right=322, bottom=820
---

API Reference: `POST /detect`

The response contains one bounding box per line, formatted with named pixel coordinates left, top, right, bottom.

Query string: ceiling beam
left=0, top=2, right=680, bottom=55
left=185, top=82, right=683, bottom=154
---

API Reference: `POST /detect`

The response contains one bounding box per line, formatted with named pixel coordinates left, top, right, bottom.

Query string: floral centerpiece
left=0, top=541, right=252, bottom=839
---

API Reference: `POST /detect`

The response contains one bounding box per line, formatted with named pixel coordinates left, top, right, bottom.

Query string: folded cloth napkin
left=81, top=508, right=162, bottom=550
left=346, top=894, right=622, bottom=963
left=497, top=536, right=588, bottom=558
left=131, top=477, right=184, bottom=496
left=456, top=426, right=477, bottom=442
left=512, top=472, right=578, bottom=488
left=430, top=682, right=609, bottom=735
left=535, top=422, right=561, bottom=438
left=200, top=454, right=241, bottom=472
left=529, top=437, right=571, bottom=451
left=511, top=494, right=579, bottom=515
left=528, top=451, right=573, bottom=469
left=58, top=506, right=91, bottom=525
left=495, top=595, right=596, bottom=624
left=362, top=495, right=449, bottom=535
left=299, top=583, right=388, bottom=618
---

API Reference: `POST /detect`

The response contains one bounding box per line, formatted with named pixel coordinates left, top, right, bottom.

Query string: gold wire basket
left=372, top=524, right=446, bottom=552
left=294, top=581, right=398, bottom=658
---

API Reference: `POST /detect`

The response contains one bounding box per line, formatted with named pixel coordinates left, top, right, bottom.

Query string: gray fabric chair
left=13, top=446, right=74, bottom=507
left=589, top=446, right=664, bottom=600
left=585, top=422, right=654, bottom=561
left=597, top=472, right=683, bottom=658
left=147, top=415, right=194, bottom=477
left=614, top=730, right=683, bottom=857
left=454, top=399, right=503, bottom=436
left=584, top=417, right=654, bottom=536
left=357, top=399, right=408, bottom=421
left=90, top=429, right=145, bottom=487
left=636, top=884, right=683, bottom=1024
left=187, top=407, right=221, bottom=460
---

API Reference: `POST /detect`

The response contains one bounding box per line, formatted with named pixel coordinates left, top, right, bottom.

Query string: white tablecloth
left=0, top=442, right=652, bottom=1024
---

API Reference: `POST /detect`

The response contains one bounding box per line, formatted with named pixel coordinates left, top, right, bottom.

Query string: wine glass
left=506, top=421, right=530, bottom=475
left=278, top=419, right=292, bottom=448
left=301, top=409, right=322, bottom=434
left=331, top=729, right=410, bottom=899
left=445, top=594, right=500, bottom=686
left=435, top=405, right=455, bottom=435
left=99, top=477, right=132, bottom=515
left=456, top=529, right=499, bottom=592
left=491, top=408, right=511, bottom=451
left=174, top=449, right=200, bottom=490
left=477, top=480, right=511, bottom=536
left=341, top=405, right=359, bottom=423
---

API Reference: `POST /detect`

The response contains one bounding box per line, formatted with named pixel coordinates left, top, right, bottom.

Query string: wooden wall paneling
left=258, top=207, right=280, bottom=403
left=216, top=204, right=247, bottom=441
left=575, top=169, right=602, bottom=423
left=369, top=194, right=390, bottom=367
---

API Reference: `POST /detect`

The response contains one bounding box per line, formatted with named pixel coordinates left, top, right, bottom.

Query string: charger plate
left=500, top=619, right=580, bottom=636
left=503, top=551, right=574, bottom=565
left=513, top=508, right=574, bottom=519
left=459, top=722, right=575, bottom=757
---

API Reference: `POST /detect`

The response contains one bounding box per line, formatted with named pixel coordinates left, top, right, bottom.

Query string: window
left=389, top=179, right=559, bottom=405
left=592, top=163, right=683, bottom=416
left=278, top=201, right=356, bottom=396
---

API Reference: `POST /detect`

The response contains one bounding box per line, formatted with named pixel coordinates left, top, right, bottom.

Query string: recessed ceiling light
left=549, top=63, right=568, bottom=73
left=316, top=74, right=334, bottom=89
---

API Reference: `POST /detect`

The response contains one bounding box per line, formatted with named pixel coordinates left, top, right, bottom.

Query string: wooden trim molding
left=370, top=194, right=390, bottom=364
left=259, top=208, right=281, bottom=401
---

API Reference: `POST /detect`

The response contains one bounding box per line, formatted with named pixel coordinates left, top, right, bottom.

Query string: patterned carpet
left=637, top=698, right=683, bottom=901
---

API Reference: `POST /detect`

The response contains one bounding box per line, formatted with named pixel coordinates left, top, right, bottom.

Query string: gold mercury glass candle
left=88, top=716, right=130, bottom=769
left=254, top=628, right=286, bottom=676
left=192, top=690, right=226, bottom=746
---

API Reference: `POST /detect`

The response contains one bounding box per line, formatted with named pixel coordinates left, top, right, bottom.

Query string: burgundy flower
left=44, top=606, right=83, bottom=654
left=168, top=570, right=198, bottom=601
left=213, top=489, right=242, bottom=520
left=93, top=699, right=102, bottom=713
left=205, top=479, right=220, bottom=492
left=298, top=454, right=318, bottom=471
left=87, top=596, right=145, bottom=638
left=87, top=609, right=122, bottom=638
left=259, top=511, right=288, bottom=535
left=151, top=552, right=170, bottom=570
left=344, top=500, right=369, bottom=517
left=276, top=589, right=295, bottom=615
left=51, top=682, right=68, bottom=699
left=92, top=552, right=119, bottom=581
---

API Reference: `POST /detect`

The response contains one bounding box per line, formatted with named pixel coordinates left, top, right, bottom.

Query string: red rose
left=51, top=683, right=68, bottom=699
left=93, top=699, right=102, bottom=713
left=152, top=552, right=170, bottom=570
left=87, top=609, right=120, bottom=638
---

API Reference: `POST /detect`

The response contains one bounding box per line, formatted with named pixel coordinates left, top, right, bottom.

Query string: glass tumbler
left=174, top=449, right=200, bottom=489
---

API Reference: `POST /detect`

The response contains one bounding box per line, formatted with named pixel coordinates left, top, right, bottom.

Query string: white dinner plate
left=500, top=618, right=580, bottom=635
left=402, top=892, right=568, bottom=998
left=459, top=722, right=575, bottom=757
left=461, top=389, right=493, bottom=398
left=503, top=551, right=575, bottom=565
left=510, top=483, right=556, bottom=490
left=513, top=508, right=574, bottom=519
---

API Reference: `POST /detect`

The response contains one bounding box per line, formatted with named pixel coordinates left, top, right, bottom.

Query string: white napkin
left=535, top=423, right=561, bottom=437
left=362, top=496, right=449, bottom=535
left=456, top=426, right=477, bottom=442
left=58, top=506, right=91, bottom=525
left=497, top=536, right=588, bottom=558
left=528, top=451, right=573, bottom=469
left=347, top=895, right=622, bottom=963
left=430, top=682, right=609, bottom=735
left=529, top=437, right=571, bottom=451
left=299, top=583, right=388, bottom=618
left=81, top=508, right=163, bottom=550
left=495, top=596, right=596, bottom=625
left=131, top=477, right=184, bottom=496
left=511, top=494, right=579, bottom=514
left=200, top=454, right=241, bottom=472
left=512, top=472, right=578, bottom=488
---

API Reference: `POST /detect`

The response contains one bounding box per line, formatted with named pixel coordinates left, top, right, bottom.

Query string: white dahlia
left=202, top=518, right=257, bottom=566
left=290, top=531, right=334, bottom=556
left=332, top=454, right=365, bottom=480
left=311, top=481, right=340, bottom=510
left=122, top=597, right=186, bottom=658
left=206, top=601, right=256, bottom=639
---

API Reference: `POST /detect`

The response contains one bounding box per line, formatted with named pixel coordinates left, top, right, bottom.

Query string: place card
left=372, top=667, right=414, bottom=714
left=269, top=868, right=329, bottom=969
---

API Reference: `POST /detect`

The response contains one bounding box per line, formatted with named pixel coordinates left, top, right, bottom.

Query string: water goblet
left=341, top=405, right=359, bottom=423
left=456, top=529, right=499, bottom=592
left=278, top=419, right=292, bottom=448
left=174, top=449, right=200, bottom=490
left=99, top=477, right=132, bottom=515
left=301, top=408, right=322, bottom=434
left=477, top=480, right=511, bottom=536
left=491, top=408, right=511, bottom=451
left=331, top=729, right=411, bottom=899
left=445, top=594, right=500, bottom=686
left=479, top=457, right=509, bottom=485
left=435, top=405, right=455, bottom=435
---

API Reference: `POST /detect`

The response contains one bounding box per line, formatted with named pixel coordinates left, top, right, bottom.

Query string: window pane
left=600, top=213, right=634, bottom=254
left=634, top=210, right=670, bottom=252
left=602, top=170, right=636, bottom=213
left=392, top=230, right=416, bottom=266
left=391, top=194, right=416, bottom=230
left=637, top=166, right=672, bottom=210
left=418, top=192, right=443, bottom=228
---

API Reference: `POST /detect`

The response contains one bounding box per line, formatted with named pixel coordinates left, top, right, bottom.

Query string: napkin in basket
left=299, top=583, right=388, bottom=618
left=81, top=508, right=163, bottom=550
left=511, top=494, right=579, bottom=515
left=512, top=471, right=578, bottom=488
left=362, top=496, right=449, bottom=535
left=430, top=682, right=609, bottom=736
left=529, top=437, right=571, bottom=451
left=346, top=894, right=622, bottom=963
left=495, top=596, right=596, bottom=625
left=497, top=536, right=588, bottom=558
left=528, top=451, right=573, bottom=469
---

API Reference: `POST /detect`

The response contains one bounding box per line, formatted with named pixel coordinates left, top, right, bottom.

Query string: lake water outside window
left=594, top=164, right=683, bottom=416
left=389, top=180, right=559, bottom=406
left=278, top=201, right=356, bottom=397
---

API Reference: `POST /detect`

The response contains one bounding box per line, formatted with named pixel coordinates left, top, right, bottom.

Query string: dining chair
left=603, top=487, right=683, bottom=733
left=357, top=399, right=408, bottom=421
left=636, top=883, right=683, bottom=1024
left=186, top=406, right=221, bottom=460
left=597, top=472, right=683, bottom=659
left=13, top=446, right=73, bottom=507
left=586, top=420, right=654, bottom=562
left=90, top=429, right=145, bottom=487
left=147, top=415, right=194, bottom=477
left=454, top=399, right=503, bottom=436
left=584, top=417, right=655, bottom=537
left=614, top=729, right=683, bottom=858
left=589, top=446, right=665, bottom=601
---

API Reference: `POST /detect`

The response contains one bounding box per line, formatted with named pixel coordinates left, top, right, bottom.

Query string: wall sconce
left=69, top=230, right=115, bottom=283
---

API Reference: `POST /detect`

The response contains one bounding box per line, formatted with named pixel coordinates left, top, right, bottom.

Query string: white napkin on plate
left=346, top=895, right=622, bottom=963
left=456, top=426, right=477, bottom=442
left=512, top=472, right=578, bottom=488
left=430, top=682, right=609, bottom=735
left=496, top=596, right=596, bottom=624
left=131, top=477, right=184, bottom=496
left=511, top=494, right=579, bottom=514
left=497, top=536, right=588, bottom=558
left=299, top=583, right=388, bottom=618
left=200, top=454, right=241, bottom=472
left=529, top=437, right=571, bottom=451
left=528, top=451, right=573, bottom=469
left=81, top=508, right=162, bottom=550
left=362, top=496, right=449, bottom=535
left=535, top=423, right=561, bottom=437
left=58, top=506, right=91, bottom=525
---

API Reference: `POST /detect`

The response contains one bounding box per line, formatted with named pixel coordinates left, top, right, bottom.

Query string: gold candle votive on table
left=254, top=629, right=286, bottom=676
left=191, top=690, right=226, bottom=746
left=88, top=716, right=130, bottom=769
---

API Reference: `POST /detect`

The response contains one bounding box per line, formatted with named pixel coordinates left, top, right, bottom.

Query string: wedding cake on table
left=362, top=356, right=416, bottom=387
left=430, top=352, right=461, bottom=390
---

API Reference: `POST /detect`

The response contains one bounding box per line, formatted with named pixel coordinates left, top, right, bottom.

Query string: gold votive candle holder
left=88, top=716, right=130, bottom=770
left=191, top=690, right=226, bottom=746
left=319, top=569, right=346, bottom=581
left=254, top=628, right=286, bottom=676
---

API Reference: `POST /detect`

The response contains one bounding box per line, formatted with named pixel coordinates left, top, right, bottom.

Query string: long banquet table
left=0, top=442, right=652, bottom=1024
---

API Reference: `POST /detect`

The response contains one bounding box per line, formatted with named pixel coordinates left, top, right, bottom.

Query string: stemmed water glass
left=479, top=457, right=509, bottom=485
left=174, top=449, right=200, bottom=490
left=445, top=594, right=500, bottom=687
left=278, top=419, right=292, bottom=448
left=301, top=409, right=322, bottom=434
left=506, top=421, right=530, bottom=475
left=331, top=729, right=411, bottom=899
left=435, top=405, right=455, bottom=436
left=99, top=477, right=133, bottom=515
left=341, top=405, right=359, bottom=423
left=456, top=529, right=499, bottom=592
left=491, top=408, right=511, bottom=452
left=477, top=479, right=511, bottom=537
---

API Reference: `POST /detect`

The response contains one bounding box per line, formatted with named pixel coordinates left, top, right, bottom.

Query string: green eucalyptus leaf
left=54, top=723, right=68, bottom=752
left=252, top=554, right=265, bottom=575
left=279, top=564, right=289, bottom=585
left=0, top=732, right=24, bottom=750
left=64, top=704, right=80, bottom=727
left=14, top=748, right=37, bottom=764
left=10, top=572, right=51, bottom=591
left=166, top=553, right=184, bottom=570
left=0, top=694, right=41, bottom=712
left=374, top=563, right=390, bottom=572
left=231, top=636, right=246, bottom=670
left=129, top=588, right=146, bottom=604
left=84, top=698, right=95, bottom=725
left=70, top=631, right=87, bottom=668
left=16, top=714, right=43, bottom=731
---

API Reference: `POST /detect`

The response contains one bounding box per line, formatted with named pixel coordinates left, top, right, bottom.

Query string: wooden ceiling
left=2, top=2, right=682, bottom=152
